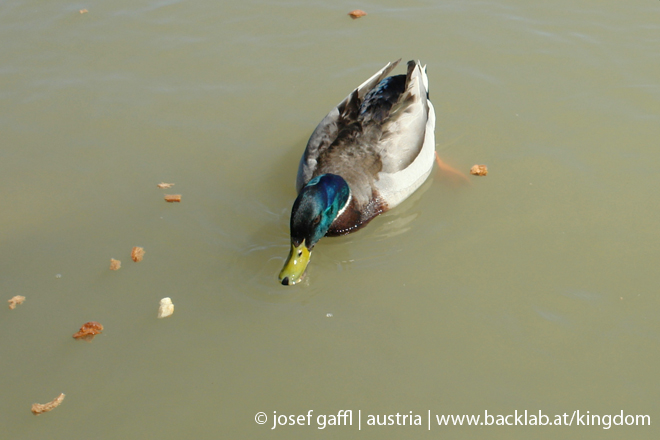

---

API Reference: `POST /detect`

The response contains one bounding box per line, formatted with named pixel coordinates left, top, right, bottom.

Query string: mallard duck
left=279, top=59, right=436, bottom=285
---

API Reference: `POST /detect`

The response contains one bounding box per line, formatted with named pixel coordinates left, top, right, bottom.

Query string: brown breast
left=326, top=189, right=388, bottom=236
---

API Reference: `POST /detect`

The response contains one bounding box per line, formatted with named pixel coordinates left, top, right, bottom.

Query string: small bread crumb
left=131, top=247, right=145, bottom=262
left=164, top=194, right=181, bottom=203
left=8, top=295, right=26, bottom=310
left=470, top=164, right=488, bottom=176
left=348, top=9, right=367, bottom=19
left=109, top=258, right=121, bottom=271
left=157, top=297, right=174, bottom=319
left=157, top=182, right=174, bottom=188
left=31, top=393, right=65, bottom=415
left=73, top=321, right=104, bottom=341
left=79, top=9, right=88, bottom=14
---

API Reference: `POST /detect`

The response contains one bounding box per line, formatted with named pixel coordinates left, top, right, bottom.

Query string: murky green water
left=1, top=1, right=659, bottom=439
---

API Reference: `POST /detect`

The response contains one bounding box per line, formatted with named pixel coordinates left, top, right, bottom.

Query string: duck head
left=279, top=174, right=350, bottom=285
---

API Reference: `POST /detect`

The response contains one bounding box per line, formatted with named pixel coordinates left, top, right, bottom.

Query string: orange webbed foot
left=434, top=151, right=471, bottom=185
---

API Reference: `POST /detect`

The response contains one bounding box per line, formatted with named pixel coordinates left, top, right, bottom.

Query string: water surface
left=1, top=1, right=659, bottom=439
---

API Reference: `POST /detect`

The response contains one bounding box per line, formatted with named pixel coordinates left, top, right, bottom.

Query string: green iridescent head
left=279, top=174, right=350, bottom=285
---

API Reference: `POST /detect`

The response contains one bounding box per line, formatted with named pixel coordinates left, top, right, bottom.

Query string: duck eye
left=312, top=215, right=321, bottom=226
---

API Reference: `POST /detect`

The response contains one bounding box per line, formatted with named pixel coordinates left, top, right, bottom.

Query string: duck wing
left=372, top=61, right=436, bottom=208
left=295, top=60, right=401, bottom=192
left=374, top=61, right=431, bottom=173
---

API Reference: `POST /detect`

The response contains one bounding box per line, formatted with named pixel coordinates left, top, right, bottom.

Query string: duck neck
left=314, top=173, right=351, bottom=222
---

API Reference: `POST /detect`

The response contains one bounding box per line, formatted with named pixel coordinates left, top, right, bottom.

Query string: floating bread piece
left=164, top=194, right=181, bottom=202
left=131, top=246, right=145, bottom=262
left=109, top=258, right=121, bottom=271
left=8, top=295, right=26, bottom=310
left=348, top=9, right=367, bottom=19
left=157, top=182, right=174, bottom=188
left=157, top=297, right=174, bottom=319
left=79, top=9, right=88, bottom=14
left=470, top=164, right=488, bottom=176
left=31, top=393, right=65, bottom=415
left=73, top=321, right=104, bottom=341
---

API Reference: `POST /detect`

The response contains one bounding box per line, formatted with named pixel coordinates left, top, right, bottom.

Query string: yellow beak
left=279, top=241, right=311, bottom=285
